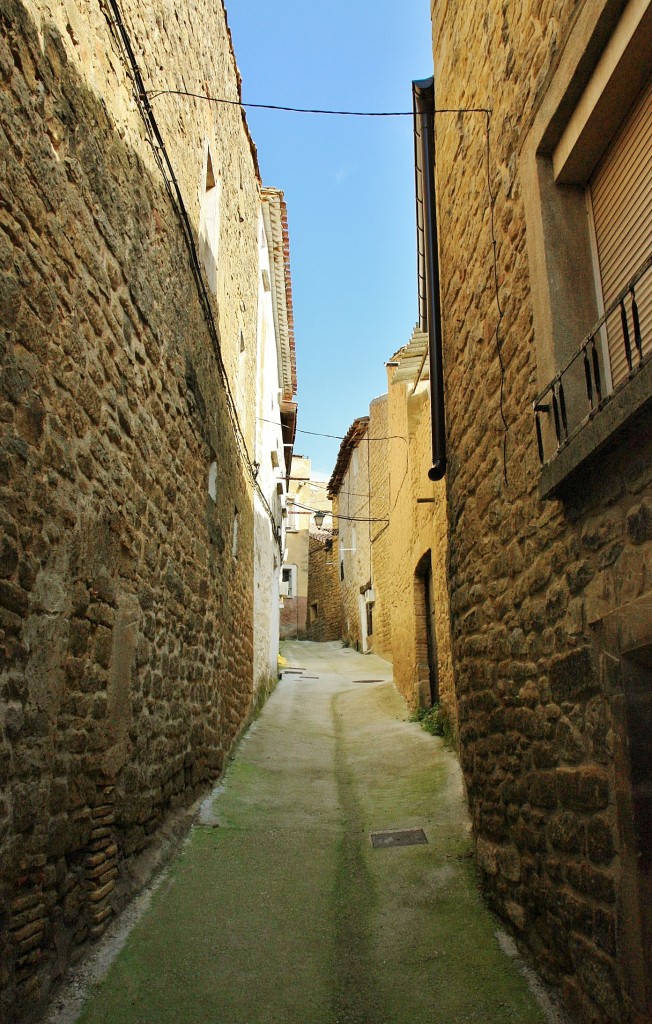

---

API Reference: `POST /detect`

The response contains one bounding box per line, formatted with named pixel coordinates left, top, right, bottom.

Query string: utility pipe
left=413, top=77, right=446, bottom=481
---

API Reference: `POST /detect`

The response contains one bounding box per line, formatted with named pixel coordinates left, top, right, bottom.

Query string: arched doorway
left=414, top=551, right=438, bottom=706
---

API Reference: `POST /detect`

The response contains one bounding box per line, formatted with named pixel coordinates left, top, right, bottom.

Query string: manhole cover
left=353, top=679, right=383, bottom=684
left=371, top=829, right=428, bottom=849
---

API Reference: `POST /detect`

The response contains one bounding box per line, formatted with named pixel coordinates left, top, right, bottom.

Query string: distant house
left=280, top=455, right=332, bottom=638
left=328, top=417, right=375, bottom=652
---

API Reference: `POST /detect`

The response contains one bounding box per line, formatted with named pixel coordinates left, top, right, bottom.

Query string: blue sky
left=227, top=2, right=433, bottom=476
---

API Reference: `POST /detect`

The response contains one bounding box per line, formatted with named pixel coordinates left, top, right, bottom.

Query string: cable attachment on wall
left=484, top=109, right=509, bottom=486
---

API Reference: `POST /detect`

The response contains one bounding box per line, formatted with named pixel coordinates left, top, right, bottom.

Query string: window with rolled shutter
left=589, top=76, right=652, bottom=389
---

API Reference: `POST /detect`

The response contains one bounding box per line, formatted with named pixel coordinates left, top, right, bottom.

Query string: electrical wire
left=130, top=72, right=505, bottom=495
left=291, top=500, right=388, bottom=524
left=102, top=0, right=283, bottom=554
left=257, top=416, right=409, bottom=445
left=146, top=89, right=491, bottom=119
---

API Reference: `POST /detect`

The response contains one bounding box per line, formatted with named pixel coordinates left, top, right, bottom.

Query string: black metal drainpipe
left=413, top=77, right=446, bottom=481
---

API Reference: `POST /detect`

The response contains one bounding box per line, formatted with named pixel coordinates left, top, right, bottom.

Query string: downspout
left=413, top=77, right=446, bottom=481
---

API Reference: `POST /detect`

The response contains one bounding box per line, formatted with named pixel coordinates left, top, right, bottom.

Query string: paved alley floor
left=62, top=641, right=551, bottom=1024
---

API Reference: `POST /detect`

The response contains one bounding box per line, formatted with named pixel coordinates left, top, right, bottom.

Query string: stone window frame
left=521, top=0, right=652, bottom=499
left=198, top=140, right=221, bottom=295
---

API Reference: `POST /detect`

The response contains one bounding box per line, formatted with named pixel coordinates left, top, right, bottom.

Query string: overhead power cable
left=146, top=89, right=491, bottom=119
left=258, top=416, right=409, bottom=444
left=291, top=500, right=388, bottom=524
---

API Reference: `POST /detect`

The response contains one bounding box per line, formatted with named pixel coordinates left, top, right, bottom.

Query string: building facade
left=328, top=418, right=377, bottom=652
left=280, top=456, right=332, bottom=639
left=304, top=531, right=342, bottom=642
left=253, top=188, right=297, bottom=697
left=384, top=331, right=455, bottom=723
left=0, top=0, right=294, bottom=1018
left=327, top=347, right=455, bottom=721
left=421, top=1, right=652, bottom=1020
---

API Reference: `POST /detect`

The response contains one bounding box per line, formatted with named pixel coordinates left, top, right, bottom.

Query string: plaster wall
left=252, top=209, right=284, bottom=693
left=281, top=456, right=331, bottom=639
left=334, top=432, right=373, bottom=651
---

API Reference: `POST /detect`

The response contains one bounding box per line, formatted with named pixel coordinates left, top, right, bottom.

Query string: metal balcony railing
left=534, top=252, right=652, bottom=465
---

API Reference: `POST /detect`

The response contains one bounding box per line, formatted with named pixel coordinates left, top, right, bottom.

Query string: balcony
left=534, top=254, right=652, bottom=499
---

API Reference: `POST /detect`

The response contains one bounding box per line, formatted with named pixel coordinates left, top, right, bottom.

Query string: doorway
left=415, top=552, right=438, bottom=705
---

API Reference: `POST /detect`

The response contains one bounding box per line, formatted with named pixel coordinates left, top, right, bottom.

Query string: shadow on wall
left=0, top=2, right=256, bottom=1020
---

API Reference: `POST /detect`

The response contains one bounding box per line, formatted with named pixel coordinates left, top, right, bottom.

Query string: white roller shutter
left=590, top=76, right=652, bottom=389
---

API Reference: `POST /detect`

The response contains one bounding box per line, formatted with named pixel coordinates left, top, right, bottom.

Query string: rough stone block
left=548, top=647, right=597, bottom=703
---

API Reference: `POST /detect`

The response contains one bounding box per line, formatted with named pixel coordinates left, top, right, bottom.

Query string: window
left=286, top=499, right=299, bottom=532
left=232, top=509, right=239, bottom=559
left=281, top=564, right=297, bottom=598
left=199, top=146, right=220, bottom=294
left=366, top=602, right=373, bottom=637
left=587, top=79, right=652, bottom=390
left=208, top=459, right=217, bottom=502
left=522, top=0, right=652, bottom=497
left=309, top=602, right=319, bottom=625
left=352, top=448, right=359, bottom=476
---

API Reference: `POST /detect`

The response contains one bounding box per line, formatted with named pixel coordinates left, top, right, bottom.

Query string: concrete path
left=66, top=641, right=551, bottom=1024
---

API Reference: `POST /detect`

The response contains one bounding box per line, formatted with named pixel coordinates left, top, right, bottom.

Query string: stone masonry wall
left=384, top=369, right=455, bottom=725
left=305, top=534, right=342, bottom=642
left=0, top=0, right=261, bottom=1019
left=368, top=395, right=392, bottom=659
left=430, top=0, right=651, bottom=1020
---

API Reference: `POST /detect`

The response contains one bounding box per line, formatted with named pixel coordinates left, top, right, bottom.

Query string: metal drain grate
left=353, top=679, right=384, bottom=684
left=370, top=829, right=428, bottom=849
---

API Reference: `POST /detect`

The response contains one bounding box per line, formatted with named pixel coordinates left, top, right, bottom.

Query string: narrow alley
left=2, top=1, right=651, bottom=1021
left=48, top=643, right=552, bottom=1024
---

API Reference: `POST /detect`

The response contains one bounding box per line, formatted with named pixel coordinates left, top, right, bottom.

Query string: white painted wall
left=253, top=207, right=285, bottom=694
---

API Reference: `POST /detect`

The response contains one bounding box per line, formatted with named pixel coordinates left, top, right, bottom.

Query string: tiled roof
left=390, top=326, right=429, bottom=385
left=261, top=187, right=297, bottom=401
left=327, top=417, right=370, bottom=498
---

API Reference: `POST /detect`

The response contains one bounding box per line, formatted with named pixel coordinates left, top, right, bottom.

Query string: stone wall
left=384, top=362, right=455, bottom=726
left=368, top=396, right=392, bottom=659
left=430, top=0, right=652, bottom=1019
left=0, top=0, right=263, bottom=1018
left=305, top=534, right=342, bottom=642
left=279, top=595, right=307, bottom=639
left=333, top=435, right=373, bottom=652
